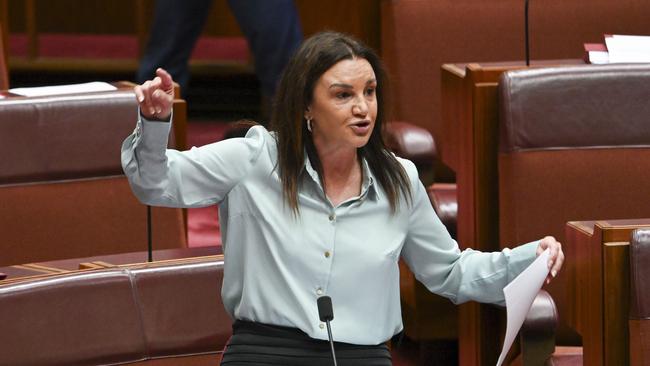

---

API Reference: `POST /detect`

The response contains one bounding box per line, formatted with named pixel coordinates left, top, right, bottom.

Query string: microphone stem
left=326, top=321, right=338, bottom=366
left=147, top=205, right=153, bottom=262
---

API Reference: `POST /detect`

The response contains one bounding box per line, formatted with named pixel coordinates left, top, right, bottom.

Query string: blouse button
left=316, top=288, right=323, bottom=296
left=324, top=251, right=331, bottom=258
left=319, top=323, right=325, bottom=329
left=328, top=214, right=335, bottom=221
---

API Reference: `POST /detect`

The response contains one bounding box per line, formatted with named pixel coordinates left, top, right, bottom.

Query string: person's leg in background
left=227, top=0, right=303, bottom=120
left=136, top=0, right=213, bottom=95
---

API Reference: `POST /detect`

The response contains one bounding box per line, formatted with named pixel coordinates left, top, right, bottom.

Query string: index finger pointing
left=156, top=68, right=174, bottom=93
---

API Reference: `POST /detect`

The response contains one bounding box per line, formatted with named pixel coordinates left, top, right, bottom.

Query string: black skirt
left=220, top=320, right=392, bottom=366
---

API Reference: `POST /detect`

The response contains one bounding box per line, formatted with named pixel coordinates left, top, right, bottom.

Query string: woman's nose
left=352, top=96, right=368, bottom=116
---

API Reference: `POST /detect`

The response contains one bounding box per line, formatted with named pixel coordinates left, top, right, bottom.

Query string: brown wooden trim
left=134, top=0, right=147, bottom=58
left=0, top=0, right=8, bottom=89
left=566, top=220, right=596, bottom=236
left=603, top=242, right=630, bottom=365
left=25, top=0, right=37, bottom=59
left=78, top=262, right=108, bottom=270
left=21, top=263, right=67, bottom=273
left=116, top=254, right=225, bottom=270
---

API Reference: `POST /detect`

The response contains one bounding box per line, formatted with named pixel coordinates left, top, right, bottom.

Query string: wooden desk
left=0, top=246, right=222, bottom=284
left=0, top=81, right=186, bottom=150
left=440, top=60, right=583, bottom=365
left=566, top=219, right=650, bottom=366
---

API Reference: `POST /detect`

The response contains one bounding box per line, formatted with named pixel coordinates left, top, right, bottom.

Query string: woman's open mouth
left=350, top=120, right=372, bottom=135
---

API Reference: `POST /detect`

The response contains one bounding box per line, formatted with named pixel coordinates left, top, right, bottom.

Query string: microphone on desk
left=317, top=296, right=338, bottom=366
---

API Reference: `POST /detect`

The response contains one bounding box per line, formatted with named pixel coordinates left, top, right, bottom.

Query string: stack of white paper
left=9, top=81, right=117, bottom=97
left=605, top=35, right=650, bottom=63
left=588, top=50, right=610, bottom=64
left=496, top=249, right=551, bottom=366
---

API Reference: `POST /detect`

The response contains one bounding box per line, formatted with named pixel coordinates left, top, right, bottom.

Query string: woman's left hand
left=537, top=236, right=564, bottom=284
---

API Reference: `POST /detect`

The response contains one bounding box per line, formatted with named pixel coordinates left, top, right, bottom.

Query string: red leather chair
left=0, top=89, right=187, bottom=267
left=0, top=255, right=231, bottom=365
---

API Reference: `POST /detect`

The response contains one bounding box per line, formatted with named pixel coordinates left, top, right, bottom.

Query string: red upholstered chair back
left=0, top=90, right=186, bottom=266
left=498, top=64, right=650, bottom=344
left=498, top=64, right=650, bottom=245
left=629, top=229, right=650, bottom=366
left=0, top=256, right=231, bottom=365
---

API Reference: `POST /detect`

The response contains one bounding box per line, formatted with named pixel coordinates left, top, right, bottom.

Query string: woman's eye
left=336, top=92, right=351, bottom=99
left=365, top=88, right=376, bottom=96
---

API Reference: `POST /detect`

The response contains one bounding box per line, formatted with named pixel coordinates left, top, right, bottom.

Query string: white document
left=605, top=35, right=650, bottom=63
left=9, top=81, right=117, bottom=97
left=496, top=248, right=550, bottom=366
left=588, top=51, right=610, bottom=65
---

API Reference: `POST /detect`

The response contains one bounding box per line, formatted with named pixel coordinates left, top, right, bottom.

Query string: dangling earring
left=306, top=117, right=312, bottom=132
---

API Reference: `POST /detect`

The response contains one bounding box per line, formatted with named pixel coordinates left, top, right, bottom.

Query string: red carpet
left=9, top=33, right=249, bottom=61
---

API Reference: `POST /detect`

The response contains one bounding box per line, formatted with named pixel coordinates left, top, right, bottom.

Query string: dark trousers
left=136, top=0, right=303, bottom=97
left=220, top=320, right=393, bottom=366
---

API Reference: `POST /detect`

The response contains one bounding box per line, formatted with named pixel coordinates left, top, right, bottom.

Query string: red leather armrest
left=385, top=121, right=436, bottom=165
left=427, top=183, right=457, bottom=239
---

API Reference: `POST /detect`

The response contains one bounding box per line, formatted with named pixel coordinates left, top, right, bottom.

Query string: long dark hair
left=270, top=31, right=411, bottom=214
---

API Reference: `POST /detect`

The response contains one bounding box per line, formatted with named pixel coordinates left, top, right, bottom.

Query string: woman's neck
left=317, top=147, right=362, bottom=206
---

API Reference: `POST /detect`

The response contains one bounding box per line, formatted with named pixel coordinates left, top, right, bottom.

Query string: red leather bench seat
left=0, top=256, right=230, bottom=365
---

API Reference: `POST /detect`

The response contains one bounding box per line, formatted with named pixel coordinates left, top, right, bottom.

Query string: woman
left=123, top=31, right=564, bottom=366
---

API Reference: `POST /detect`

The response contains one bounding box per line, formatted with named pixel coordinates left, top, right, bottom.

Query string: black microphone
left=317, top=296, right=338, bottom=366
left=146, top=205, right=153, bottom=262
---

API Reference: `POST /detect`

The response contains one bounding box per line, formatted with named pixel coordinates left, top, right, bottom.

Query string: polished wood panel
left=439, top=64, right=464, bottom=171
left=380, top=0, right=650, bottom=141
left=442, top=63, right=520, bottom=365
left=603, top=242, right=629, bottom=365
left=0, top=21, right=7, bottom=90
left=565, top=219, right=650, bottom=366
left=0, top=1, right=7, bottom=88
left=629, top=319, right=650, bottom=366
left=296, top=0, right=380, bottom=51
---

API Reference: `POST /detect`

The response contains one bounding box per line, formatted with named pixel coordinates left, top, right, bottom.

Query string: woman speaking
left=122, top=31, right=564, bottom=366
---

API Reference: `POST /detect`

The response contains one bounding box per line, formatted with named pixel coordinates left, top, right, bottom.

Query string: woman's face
left=307, top=57, right=378, bottom=155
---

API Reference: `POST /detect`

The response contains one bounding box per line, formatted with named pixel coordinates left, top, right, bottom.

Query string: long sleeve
left=400, top=161, right=538, bottom=306
left=121, top=115, right=266, bottom=208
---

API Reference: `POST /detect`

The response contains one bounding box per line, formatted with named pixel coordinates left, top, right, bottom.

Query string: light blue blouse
left=121, top=116, right=538, bottom=345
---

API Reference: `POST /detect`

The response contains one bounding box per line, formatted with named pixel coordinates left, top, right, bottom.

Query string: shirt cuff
left=507, top=240, right=540, bottom=283
left=137, top=108, right=173, bottom=149
left=139, top=107, right=173, bottom=123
